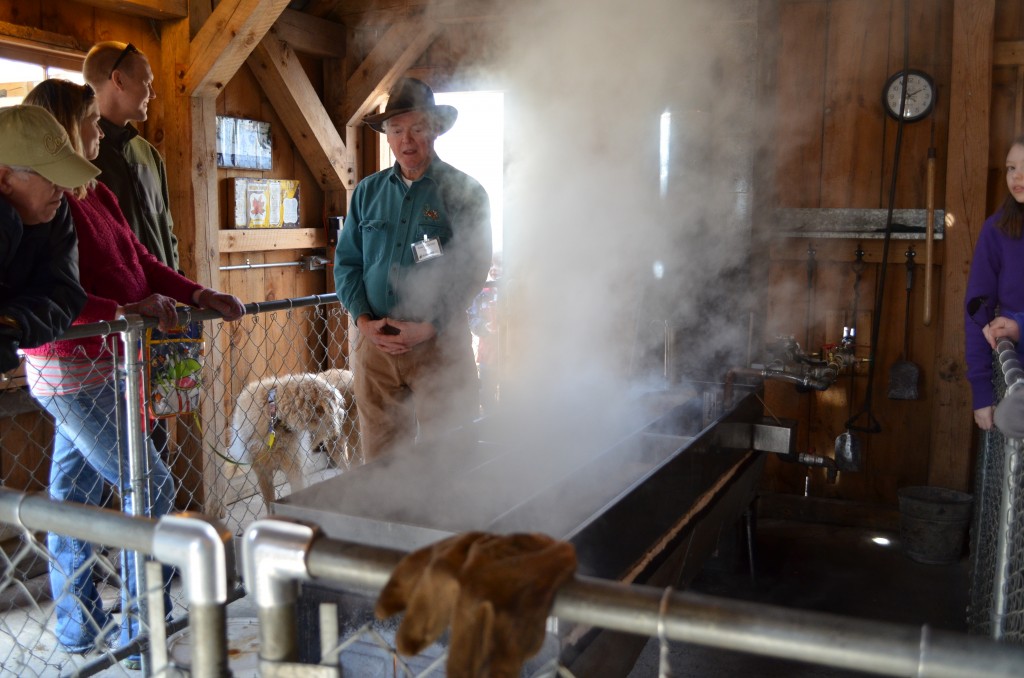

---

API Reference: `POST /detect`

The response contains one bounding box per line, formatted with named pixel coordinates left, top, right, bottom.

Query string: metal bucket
left=897, top=486, right=973, bottom=564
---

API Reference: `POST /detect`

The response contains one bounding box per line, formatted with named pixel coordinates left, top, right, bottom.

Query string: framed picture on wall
left=216, top=116, right=272, bottom=170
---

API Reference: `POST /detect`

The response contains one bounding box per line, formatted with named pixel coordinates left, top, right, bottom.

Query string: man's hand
left=122, top=294, right=179, bottom=332
left=983, top=316, right=1021, bottom=349
left=194, top=288, right=245, bottom=321
left=358, top=316, right=437, bottom=355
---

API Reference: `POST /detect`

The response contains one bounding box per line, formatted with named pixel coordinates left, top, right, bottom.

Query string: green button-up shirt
left=334, top=158, right=491, bottom=331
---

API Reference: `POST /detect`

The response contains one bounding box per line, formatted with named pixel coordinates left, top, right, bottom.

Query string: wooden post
left=928, top=0, right=995, bottom=491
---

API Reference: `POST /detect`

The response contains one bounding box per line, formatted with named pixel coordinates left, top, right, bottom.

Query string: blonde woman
left=22, top=79, right=244, bottom=662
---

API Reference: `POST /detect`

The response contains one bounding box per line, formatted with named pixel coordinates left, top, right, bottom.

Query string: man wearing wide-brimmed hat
left=0, top=104, right=96, bottom=373
left=335, top=77, right=492, bottom=460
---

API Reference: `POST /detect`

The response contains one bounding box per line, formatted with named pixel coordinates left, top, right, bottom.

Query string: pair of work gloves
left=376, top=531, right=577, bottom=678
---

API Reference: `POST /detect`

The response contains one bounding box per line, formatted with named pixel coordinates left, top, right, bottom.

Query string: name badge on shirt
left=411, top=234, right=444, bottom=263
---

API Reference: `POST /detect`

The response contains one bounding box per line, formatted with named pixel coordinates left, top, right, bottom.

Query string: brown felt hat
left=363, top=78, right=458, bottom=135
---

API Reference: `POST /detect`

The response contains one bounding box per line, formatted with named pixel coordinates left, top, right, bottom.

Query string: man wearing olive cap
left=0, top=105, right=98, bottom=374
left=334, top=77, right=492, bottom=460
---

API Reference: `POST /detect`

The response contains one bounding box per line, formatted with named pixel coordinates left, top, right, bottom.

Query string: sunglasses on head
left=108, top=43, right=139, bottom=79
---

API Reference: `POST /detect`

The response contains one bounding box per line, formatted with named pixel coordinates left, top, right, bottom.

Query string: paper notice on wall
left=229, top=178, right=301, bottom=228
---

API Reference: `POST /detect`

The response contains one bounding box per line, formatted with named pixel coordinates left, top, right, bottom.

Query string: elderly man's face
left=384, top=110, right=437, bottom=181
left=0, top=168, right=63, bottom=225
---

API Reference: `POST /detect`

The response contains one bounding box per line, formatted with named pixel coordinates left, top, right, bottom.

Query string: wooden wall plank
left=928, top=0, right=996, bottom=491
left=820, top=0, right=890, bottom=207
left=881, top=0, right=952, bottom=211
left=773, top=1, right=828, bottom=207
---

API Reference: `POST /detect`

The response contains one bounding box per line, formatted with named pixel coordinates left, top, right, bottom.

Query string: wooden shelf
left=219, top=228, right=326, bottom=254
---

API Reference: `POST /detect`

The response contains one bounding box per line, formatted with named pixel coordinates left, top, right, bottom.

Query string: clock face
left=884, top=71, right=935, bottom=121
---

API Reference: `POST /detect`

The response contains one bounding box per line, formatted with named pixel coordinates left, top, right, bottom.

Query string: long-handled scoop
left=888, top=249, right=920, bottom=399
left=834, top=429, right=863, bottom=473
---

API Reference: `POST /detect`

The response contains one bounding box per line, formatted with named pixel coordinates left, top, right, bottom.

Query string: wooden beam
left=928, top=0, right=996, bottom=492
left=994, top=40, right=1024, bottom=66
left=181, top=0, right=291, bottom=98
left=70, top=0, right=187, bottom=20
left=247, top=32, right=352, bottom=191
left=0, top=21, right=86, bottom=71
left=273, top=9, right=347, bottom=58
left=343, top=20, right=443, bottom=126
left=219, top=228, right=326, bottom=253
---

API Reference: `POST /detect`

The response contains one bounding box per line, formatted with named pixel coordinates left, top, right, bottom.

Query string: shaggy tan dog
left=227, top=369, right=360, bottom=507
left=319, top=367, right=362, bottom=467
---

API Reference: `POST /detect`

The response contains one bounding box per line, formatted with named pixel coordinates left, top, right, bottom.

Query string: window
left=0, top=55, right=85, bottom=107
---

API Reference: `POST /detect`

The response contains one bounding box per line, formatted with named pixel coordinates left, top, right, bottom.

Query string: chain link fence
left=0, top=294, right=356, bottom=675
left=0, top=488, right=232, bottom=677
left=968, top=340, right=1024, bottom=641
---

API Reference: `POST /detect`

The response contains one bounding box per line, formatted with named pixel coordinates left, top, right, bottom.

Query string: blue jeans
left=36, top=377, right=175, bottom=654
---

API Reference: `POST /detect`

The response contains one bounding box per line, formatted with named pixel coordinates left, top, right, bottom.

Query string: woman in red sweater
left=22, top=79, right=244, bottom=660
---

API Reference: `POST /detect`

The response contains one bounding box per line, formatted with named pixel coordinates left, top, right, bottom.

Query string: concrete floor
left=626, top=518, right=970, bottom=677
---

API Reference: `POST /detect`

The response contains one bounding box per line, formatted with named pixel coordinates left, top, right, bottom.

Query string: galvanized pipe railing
left=0, top=489, right=232, bottom=678
left=239, top=518, right=1024, bottom=678
left=993, top=338, right=1024, bottom=640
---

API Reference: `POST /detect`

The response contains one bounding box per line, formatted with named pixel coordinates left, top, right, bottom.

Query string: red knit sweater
left=24, top=183, right=203, bottom=359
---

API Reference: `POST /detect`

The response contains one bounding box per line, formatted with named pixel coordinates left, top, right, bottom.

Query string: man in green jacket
left=83, top=41, right=179, bottom=271
left=335, top=78, right=492, bottom=461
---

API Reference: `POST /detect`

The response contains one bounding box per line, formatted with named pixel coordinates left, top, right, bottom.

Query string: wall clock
left=882, top=69, right=935, bottom=122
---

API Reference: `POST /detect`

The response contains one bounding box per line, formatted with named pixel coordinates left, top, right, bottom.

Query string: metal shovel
left=888, top=249, right=920, bottom=400
left=834, top=429, right=863, bottom=473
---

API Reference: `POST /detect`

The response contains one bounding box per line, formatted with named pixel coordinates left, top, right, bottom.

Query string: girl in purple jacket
left=965, top=135, right=1024, bottom=430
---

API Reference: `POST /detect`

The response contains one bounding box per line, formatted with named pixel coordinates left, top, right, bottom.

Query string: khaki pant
left=353, top=320, right=480, bottom=461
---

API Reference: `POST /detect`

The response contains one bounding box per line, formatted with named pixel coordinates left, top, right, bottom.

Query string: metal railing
left=969, top=338, right=1024, bottom=641
left=0, top=488, right=231, bottom=677
left=239, top=518, right=1024, bottom=678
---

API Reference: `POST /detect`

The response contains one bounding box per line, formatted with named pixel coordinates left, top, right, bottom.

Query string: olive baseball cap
left=0, top=104, right=99, bottom=188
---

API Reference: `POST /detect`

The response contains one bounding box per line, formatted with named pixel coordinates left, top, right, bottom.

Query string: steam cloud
left=282, top=0, right=763, bottom=538
left=494, top=0, right=759, bottom=415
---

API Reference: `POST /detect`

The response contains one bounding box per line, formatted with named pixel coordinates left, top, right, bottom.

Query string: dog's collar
left=266, top=386, right=278, bottom=449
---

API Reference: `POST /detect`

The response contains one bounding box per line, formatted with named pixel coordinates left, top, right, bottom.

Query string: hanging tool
left=805, top=244, right=817, bottom=353
left=923, top=119, right=937, bottom=326
left=846, top=0, right=914, bottom=435
left=888, top=248, right=921, bottom=399
left=836, top=249, right=866, bottom=470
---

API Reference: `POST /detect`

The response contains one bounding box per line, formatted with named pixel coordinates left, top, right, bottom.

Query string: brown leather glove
left=375, top=531, right=577, bottom=678
left=375, top=531, right=486, bottom=655
left=448, top=533, right=577, bottom=678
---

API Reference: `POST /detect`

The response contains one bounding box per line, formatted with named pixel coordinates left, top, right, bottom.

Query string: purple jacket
left=965, top=212, right=1024, bottom=409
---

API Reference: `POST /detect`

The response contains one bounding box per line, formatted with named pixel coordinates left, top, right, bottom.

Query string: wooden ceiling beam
left=247, top=32, right=352, bottom=191
left=180, top=0, right=291, bottom=98
left=70, top=0, right=188, bottom=20
left=343, top=19, right=443, bottom=126
left=273, top=9, right=347, bottom=58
